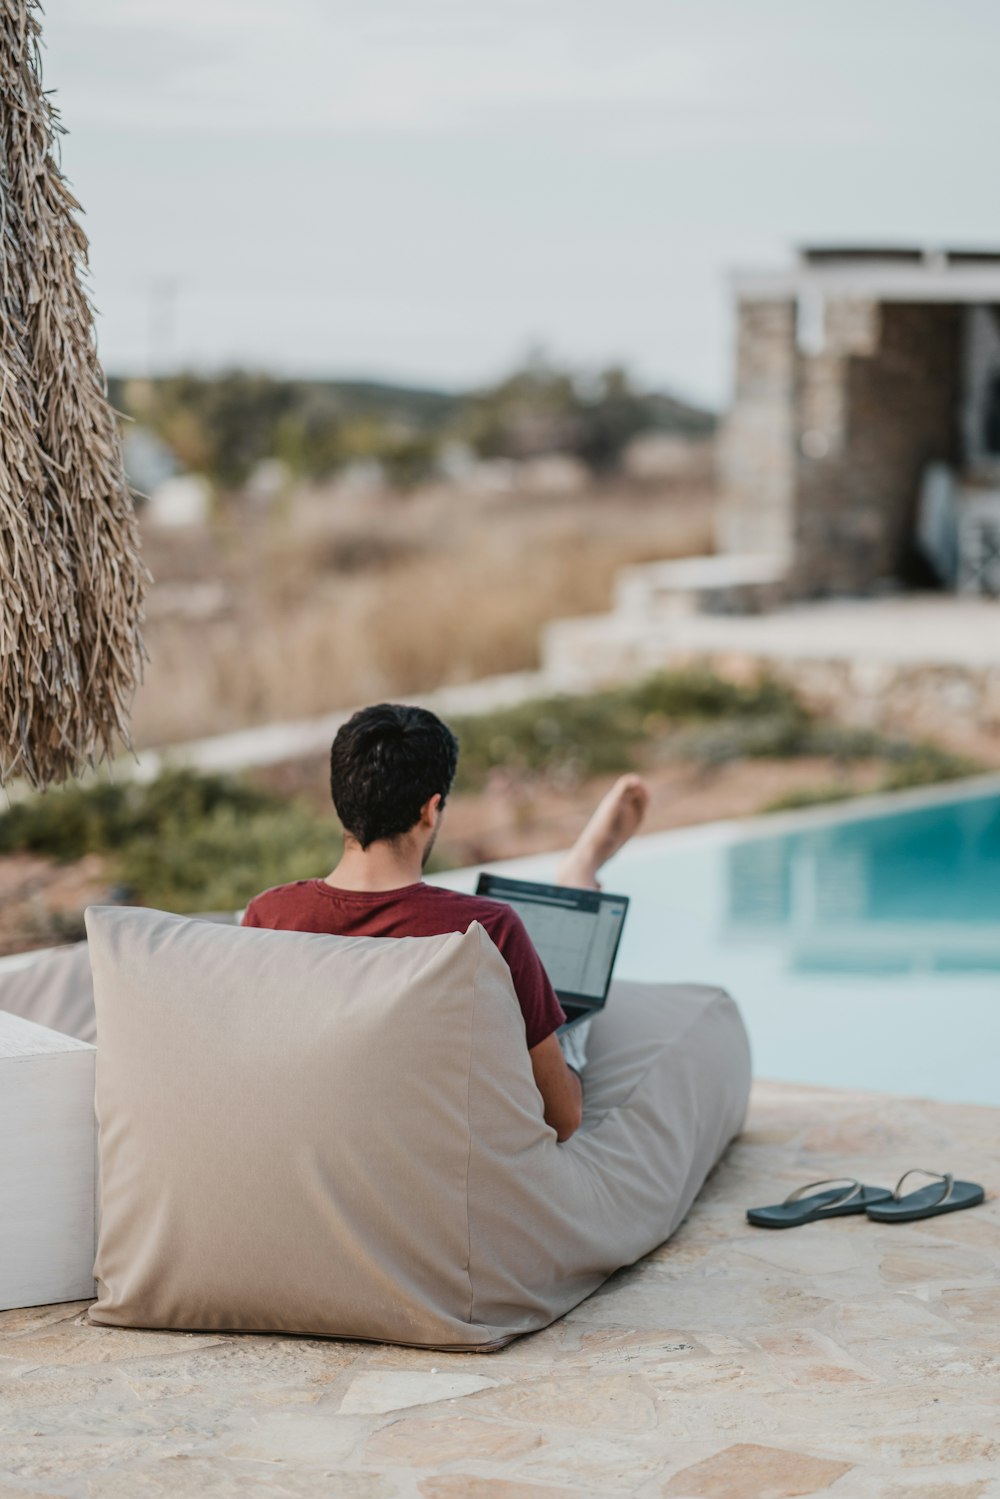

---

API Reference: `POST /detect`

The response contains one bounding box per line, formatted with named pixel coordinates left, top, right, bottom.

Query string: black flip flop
left=865, top=1168, right=985, bottom=1223
left=747, top=1177, right=893, bottom=1229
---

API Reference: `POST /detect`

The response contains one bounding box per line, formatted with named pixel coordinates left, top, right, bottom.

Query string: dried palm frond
left=0, top=0, right=147, bottom=789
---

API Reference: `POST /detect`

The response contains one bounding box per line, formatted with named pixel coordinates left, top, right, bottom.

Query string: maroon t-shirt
left=242, top=879, right=566, bottom=1050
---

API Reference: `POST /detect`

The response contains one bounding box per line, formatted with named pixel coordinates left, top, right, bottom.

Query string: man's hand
left=529, top=1032, right=583, bottom=1142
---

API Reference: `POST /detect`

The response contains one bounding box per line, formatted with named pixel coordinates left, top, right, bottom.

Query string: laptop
left=475, top=873, right=629, bottom=1032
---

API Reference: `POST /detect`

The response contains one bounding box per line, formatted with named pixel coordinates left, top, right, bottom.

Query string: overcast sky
left=42, top=0, right=1000, bottom=406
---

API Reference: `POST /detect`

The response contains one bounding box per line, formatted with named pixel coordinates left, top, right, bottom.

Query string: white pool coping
left=595, top=768, right=1000, bottom=856
left=437, top=769, right=1000, bottom=887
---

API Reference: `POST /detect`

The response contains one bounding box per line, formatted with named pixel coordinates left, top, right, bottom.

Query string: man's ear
left=420, top=792, right=443, bottom=827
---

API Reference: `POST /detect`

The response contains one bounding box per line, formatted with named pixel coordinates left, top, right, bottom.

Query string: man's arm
left=529, top=1033, right=583, bottom=1142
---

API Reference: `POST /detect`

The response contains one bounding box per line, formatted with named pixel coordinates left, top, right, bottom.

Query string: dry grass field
left=132, top=476, right=714, bottom=748
left=6, top=462, right=985, bottom=957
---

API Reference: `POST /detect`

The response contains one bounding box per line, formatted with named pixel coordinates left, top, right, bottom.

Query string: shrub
left=0, top=767, right=340, bottom=914
left=878, top=745, right=979, bottom=792
left=666, top=712, right=813, bottom=766
left=761, top=785, right=856, bottom=814
left=449, top=669, right=815, bottom=789
left=762, top=743, right=979, bottom=815
left=0, top=778, right=135, bottom=860
left=116, top=802, right=338, bottom=913
left=451, top=692, right=640, bottom=790
left=627, top=669, right=804, bottom=723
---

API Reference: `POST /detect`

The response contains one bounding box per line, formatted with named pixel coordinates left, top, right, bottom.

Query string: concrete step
left=614, top=553, right=789, bottom=619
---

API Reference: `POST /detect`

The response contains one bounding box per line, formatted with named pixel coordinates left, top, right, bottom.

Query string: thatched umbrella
left=0, top=0, right=146, bottom=790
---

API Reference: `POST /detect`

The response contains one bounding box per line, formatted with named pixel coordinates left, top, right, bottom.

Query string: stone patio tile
left=465, top=1372, right=659, bottom=1432
left=645, top=1354, right=786, bottom=1400
left=733, top=1232, right=866, bottom=1276
left=830, top=1294, right=957, bottom=1342
left=116, top=1336, right=362, bottom=1405
left=661, top=1442, right=853, bottom=1497
left=875, top=1484, right=994, bottom=1499
left=865, top=1431, right=1000, bottom=1470
left=418, top=1477, right=579, bottom=1498
left=878, top=1243, right=995, bottom=1286
left=920, top=1215, right=1000, bottom=1251
left=512, top=1433, right=670, bottom=1493
left=84, top=1456, right=396, bottom=1498
left=358, top=1331, right=567, bottom=1372
left=0, top=1486, right=66, bottom=1499
left=0, top=1368, right=127, bottom=1411
left=222, top=1410, right=365, bottom=1465
left=363, top=1415, right=544, bottom=1468
left=337, top=1369, right=498, bottom=1415
left=554, top=1325, right=709, bottom=1372
left=940, top=1287, right=1000, bottom=1321
left=0, top=1304, right=92, bottom=1339
left=0, top=1080, right=996, bottom=1499
left=752, top=1327, right=880, bottom=1388
left=0, top=1318, right=226, bottom=1369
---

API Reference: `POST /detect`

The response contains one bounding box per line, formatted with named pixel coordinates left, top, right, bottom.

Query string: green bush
left=627, top=669, right=804, bottom=724
left=794, top=723, right=891, bottom=760
left=116, top=802, right=338, bottom=913
left=666, top=711, right=813, bottom=766
left=0, top=768, right=340, bottom=914
left=877, top=744, right=979, bottom=792
left=450, top=669, right=814, bottom=790
left=0, top=778, right=135, bottom=860
left=450, top=692, right=640, bottom=790
left=0, top=768, right=285, bottom=860
left=761, top=785, right=856, bottom=814
left=762, top=743, right=979, bottom=815
left=450, top=669, right=984, bottom=800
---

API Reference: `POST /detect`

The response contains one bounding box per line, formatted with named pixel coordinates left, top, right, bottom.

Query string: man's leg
left=548, top=774, right=750, bottom=1199
left=550, top=774, right=649, bottom=1073
left=575, top=980, right=751, bottom=1229
left=552, top=773, right=649, bottom=892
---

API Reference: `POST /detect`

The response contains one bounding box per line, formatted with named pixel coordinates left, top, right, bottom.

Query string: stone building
left=717, top=246, right=1000, bottom=597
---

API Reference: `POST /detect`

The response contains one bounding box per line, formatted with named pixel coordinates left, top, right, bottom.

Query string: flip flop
left=865, top=1168, right=985, bottom=1223
left=747, top=1177, right=893, bottom=1229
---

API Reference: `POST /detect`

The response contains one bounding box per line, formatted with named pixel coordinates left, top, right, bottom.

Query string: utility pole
left=147, top=276, right=179, bottom=378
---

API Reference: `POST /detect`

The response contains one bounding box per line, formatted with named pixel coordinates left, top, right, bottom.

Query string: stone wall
left=669, top=647, right=1000, bottom=754
left=720, top=295, right=964, bottom=595
left=716, top=299, right=797, bottom=557
left=792, top=302, right=963, bottom=593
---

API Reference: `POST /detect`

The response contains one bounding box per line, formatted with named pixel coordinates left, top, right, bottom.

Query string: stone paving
left=1, top=1080, right=998, bottom=1498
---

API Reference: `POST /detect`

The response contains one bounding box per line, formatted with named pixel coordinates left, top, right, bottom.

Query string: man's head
left=329, top=703, right=459, bottom=860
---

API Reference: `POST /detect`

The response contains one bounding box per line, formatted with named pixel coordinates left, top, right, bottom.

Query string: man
left=243, top=702, right=649, bottom=1142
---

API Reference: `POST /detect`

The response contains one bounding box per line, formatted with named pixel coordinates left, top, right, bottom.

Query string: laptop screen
left=476, top=874, right=629, bottom=1009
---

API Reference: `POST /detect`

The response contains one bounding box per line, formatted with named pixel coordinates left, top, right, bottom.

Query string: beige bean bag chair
left=85, top=906, right=750, bottom=1350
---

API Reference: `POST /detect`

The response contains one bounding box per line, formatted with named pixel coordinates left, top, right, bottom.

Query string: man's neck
left=324, top=838, right=425, bottom=893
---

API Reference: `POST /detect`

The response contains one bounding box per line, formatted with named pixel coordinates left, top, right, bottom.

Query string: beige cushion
left=0, top=942, right=96, bottom=1044
left=86, top=906, right=749, bottom=1349
left=0, top=912, right=237, bottom=1047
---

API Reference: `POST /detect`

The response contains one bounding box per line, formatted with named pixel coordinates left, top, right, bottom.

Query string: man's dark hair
left=329, top=703, right=459, bottom=848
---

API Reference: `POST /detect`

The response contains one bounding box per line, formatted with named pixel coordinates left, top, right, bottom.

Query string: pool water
left=437, top=779, right=1000, bottom=1106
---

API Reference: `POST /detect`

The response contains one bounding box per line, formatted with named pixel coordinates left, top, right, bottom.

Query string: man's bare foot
left=555, top=774, right=650, bottom=890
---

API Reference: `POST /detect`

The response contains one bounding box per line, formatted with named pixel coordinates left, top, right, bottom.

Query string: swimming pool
left=436, top=775, right=1000, bottom=1107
